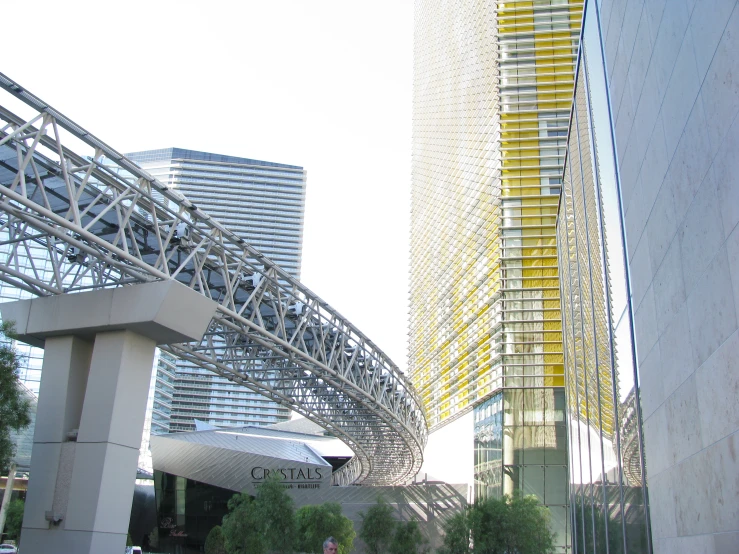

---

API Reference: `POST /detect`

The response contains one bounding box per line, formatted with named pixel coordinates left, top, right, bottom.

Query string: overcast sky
left=2, top=0, right=414, bottom=369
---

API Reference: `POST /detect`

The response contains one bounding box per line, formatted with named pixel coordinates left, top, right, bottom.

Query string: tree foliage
left=360, top=498, right=430, bottom=554
left=359, top=497, right=396, bottom=554
left=467, top=492, right=508, bottom=554
left=390, top=519, right=428, bottom=554
left=205, top=525, right=227, bottom=554
left=501, top=492, right=555, bottom=554
left=147, top=526, right=160, bottom=549
left=4, top=498, right=24, bottom=541
left=440, top=492, right=556, bottom=554
left=222, top=493, right=265, bottom=554
left=296, top=502, right=355, bottom=554
left=0, top=322, right=31, bottom=473
left=256, top=474, right=297, bottom=554
left=438, top=512, right=470, bottom=554
left=221, top=474, right=296, bottom=554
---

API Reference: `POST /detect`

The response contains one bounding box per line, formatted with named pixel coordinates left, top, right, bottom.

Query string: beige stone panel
left=695, top=329, right=739, bottom=447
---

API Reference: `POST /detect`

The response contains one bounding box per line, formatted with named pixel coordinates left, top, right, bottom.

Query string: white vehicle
left=0, top=544, right=18, bottom=554
left=124, top=547, right=142, bottom=554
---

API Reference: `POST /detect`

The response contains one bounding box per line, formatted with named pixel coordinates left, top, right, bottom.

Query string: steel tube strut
left=0, top=73, right=427, bottom=486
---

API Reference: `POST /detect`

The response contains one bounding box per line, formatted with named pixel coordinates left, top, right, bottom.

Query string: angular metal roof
left=151, top=426, right=338, bottom=494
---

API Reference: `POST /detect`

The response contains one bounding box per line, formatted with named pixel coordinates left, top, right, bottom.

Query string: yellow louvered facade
left=410, top=0, right=583, bottom=429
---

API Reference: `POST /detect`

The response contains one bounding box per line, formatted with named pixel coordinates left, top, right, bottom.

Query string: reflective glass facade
left=127, top=148, right=306, bottom=278
left=411, top=0, right=582, bottom=430
left=556, top=1, right=651, bottom=552
left=474, top=388, right=570, bottom=547
left=412, top=2, right=582, bottom=551
left=127, top=148, right=306, bottom=433
left=153, top=471, right=234, bottom=552
left=139, top=349, right=177, bottom=471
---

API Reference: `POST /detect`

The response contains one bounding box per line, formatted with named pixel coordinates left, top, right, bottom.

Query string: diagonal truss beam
left=0, top=73, right=427, bottom=486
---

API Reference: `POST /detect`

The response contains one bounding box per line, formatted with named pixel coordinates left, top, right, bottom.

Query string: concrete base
left=0, top=281, right=217, bottom=554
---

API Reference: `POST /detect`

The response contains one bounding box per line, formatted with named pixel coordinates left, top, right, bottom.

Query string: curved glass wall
left=556, top=1, right=652, bottom=552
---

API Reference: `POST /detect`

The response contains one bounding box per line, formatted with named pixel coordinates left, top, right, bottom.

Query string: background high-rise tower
left=0, top=147, right=307, bottom=471
left=126, top=148, right=307, bottom=433
left=410, top=1, right=583, bottom=549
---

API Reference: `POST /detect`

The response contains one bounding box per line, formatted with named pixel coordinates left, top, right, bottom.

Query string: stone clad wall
left=602, top=1, right=739, bottom=552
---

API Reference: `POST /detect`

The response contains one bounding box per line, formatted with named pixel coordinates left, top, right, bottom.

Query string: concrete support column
left=502, top=392, right=515, bottom=496
left=0, top=461, right=17, bottom=540
left=0, top=281, right=217, bottom=554
left=18, top=335, right=92, bottom=549
left=22, top=332, right=156, bottom=553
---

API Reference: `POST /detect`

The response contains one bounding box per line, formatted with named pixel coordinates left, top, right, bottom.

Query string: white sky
left=2, top=0, right=414, bottom=370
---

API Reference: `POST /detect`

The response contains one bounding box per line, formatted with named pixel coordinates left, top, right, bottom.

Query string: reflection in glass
left=474, top=388, right=570, bottom=550
left=555, top=0, right=652, bottom=552
left=154, top=471, right=234, bottom=552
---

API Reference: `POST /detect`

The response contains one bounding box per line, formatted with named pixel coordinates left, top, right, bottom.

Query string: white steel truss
left=0, top=73, right=427, bottom=486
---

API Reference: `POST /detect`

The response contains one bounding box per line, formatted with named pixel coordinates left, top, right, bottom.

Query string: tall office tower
left=410, top=1, right=582, bottom=549
left=127, top=148, right=307, bottom=433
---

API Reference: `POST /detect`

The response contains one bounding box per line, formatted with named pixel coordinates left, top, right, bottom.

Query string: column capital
left=0, top=280, right=218, bottom=347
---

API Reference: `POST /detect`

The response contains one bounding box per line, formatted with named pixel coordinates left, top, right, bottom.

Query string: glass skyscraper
left=1, top=148, right=306, bottom=472
left=410, top=1, right=583, bottom=550
left=126, top=148, right=307, bottom=434
left=432, top=0, right=739, bottom=550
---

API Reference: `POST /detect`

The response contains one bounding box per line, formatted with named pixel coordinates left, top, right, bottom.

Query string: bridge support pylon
left=0, top=281, right=217, bottom=554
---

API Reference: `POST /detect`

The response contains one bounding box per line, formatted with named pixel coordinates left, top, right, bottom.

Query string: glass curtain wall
left=154, top=471, right=233, bottom=552
left=556, top=0, right=652, bottom=552
left=474, top=388, right=569, bottom=548
left=411, top=0, right=582, bottom=429
left=471, top=3, right=584, bottom=551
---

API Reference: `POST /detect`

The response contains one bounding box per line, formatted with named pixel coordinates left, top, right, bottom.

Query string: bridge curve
left=0, top=73, right=427, bottom=486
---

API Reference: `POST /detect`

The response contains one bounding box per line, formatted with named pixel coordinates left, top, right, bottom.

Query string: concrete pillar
left=503, top=391, right=515, bottom=496
left=0, top=461, right=17, bottom=540
left=0, top=281, right=217, bottom=554
left=18, top=335, right=92, bottom=551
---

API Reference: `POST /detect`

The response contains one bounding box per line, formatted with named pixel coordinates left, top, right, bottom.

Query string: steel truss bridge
left=0, top=73, right=427, bottom=486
